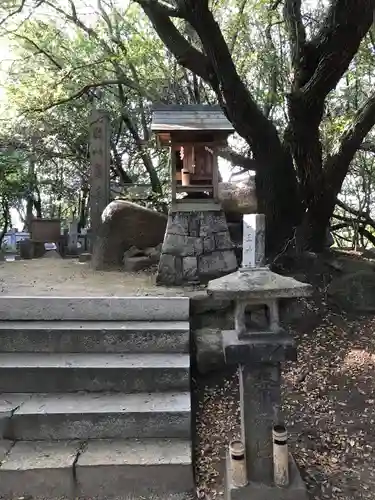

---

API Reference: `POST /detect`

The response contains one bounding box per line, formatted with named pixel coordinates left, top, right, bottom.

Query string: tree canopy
left=1, top=0, right=375, bottom=253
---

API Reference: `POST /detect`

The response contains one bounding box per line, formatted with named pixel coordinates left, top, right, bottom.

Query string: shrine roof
left=151, top=104, right=234, bottom=132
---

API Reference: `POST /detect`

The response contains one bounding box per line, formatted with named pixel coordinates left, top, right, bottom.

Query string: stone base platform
left=225, top=455, right=308, bottom=500
left=157, top=209, right=237, bottom=286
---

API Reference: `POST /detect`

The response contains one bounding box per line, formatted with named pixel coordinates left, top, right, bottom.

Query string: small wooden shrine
left=151, top=104, right=238, bottom=286
left=152, top=104, right=234, bottom=210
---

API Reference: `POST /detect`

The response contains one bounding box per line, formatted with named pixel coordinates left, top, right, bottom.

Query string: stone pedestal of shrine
left=157, top=207, right=237, bottom=285
left=207, top=214, right=312, bottom=500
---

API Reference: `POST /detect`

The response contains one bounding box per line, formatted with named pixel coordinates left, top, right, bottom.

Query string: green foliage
left=1, top=0, right=375, bottom=243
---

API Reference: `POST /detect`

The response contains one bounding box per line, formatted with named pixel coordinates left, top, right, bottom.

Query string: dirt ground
left=194, top=301, right=375, bottom=500
left=0, top=257, right=195, bottom=296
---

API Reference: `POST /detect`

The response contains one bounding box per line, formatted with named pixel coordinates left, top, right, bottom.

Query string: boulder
left=124, top=256, right=155, bottom=272
left=91, top=201, right=167, bottom=270
left=328, top=271, right=375, bottom=312
left=218, top=175, right=257, bottom=219
left=123, top=244, right=162, bottom=272
left=79, top=252, right=92, bottom=263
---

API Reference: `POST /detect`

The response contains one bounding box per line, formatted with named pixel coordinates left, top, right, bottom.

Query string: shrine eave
left=151, top=104, right=234, bottom=133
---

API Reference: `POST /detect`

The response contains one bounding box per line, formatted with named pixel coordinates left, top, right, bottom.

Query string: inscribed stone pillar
left=242, top=214, right=265, bottom=269
left=67, top=220, right=79, bottom=254
left=89, top=109, right=110, bottom=241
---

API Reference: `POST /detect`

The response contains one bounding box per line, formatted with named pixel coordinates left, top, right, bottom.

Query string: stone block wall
left=157, top=210, right=237, bottom=285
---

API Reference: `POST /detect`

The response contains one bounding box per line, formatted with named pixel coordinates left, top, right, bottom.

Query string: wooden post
left=170, top=147, right=176, bottom=205
left=212, top=147, right=219, bottom=201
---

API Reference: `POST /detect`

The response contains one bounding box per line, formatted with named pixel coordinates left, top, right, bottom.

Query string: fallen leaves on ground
left=194, top=302, right=375, bottom=499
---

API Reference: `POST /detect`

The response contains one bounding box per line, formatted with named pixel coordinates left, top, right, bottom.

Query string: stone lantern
left=208, top=214, right=312, bottom=500
left=151, top=104, right=237, bottom=285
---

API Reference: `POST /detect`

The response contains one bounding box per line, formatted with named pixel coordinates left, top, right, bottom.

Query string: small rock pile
left=123, top=243, right=162, bottom=272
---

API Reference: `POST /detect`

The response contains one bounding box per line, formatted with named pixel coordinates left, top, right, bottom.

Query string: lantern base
left=156, top=209, right=237, bottom=286
left=225, top=454, right=308, bottom=500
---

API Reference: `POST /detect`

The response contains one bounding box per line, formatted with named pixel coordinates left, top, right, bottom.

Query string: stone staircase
left=0, top=296, right=193, bottom=499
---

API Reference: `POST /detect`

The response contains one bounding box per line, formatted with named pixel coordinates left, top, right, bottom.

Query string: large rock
left=218, top=175, right=257, bottom=218
left=92, top=201, right=167, bottom=270
left=328, top=271, right=375, bottom=312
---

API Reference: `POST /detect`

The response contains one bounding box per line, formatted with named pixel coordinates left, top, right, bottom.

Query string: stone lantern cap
left=207, top=267, right=312, bottom=301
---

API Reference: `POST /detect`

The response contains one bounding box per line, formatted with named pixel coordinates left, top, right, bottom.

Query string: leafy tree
left=0, top=145, right=26, bottom=245
left=134, top=0, right=375, bottom=254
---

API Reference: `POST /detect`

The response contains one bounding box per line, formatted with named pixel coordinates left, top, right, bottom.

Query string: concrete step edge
left=0, top=296, right=190, bottom=321
left=0, top=352, right=190, bottom=368
left=0, top=320, right=190, bottom=332
left=0, top=439, right=194, bottom=499
left=0, top=438, right=193, bottom=469
left=2, top=391, right=191, bottom=416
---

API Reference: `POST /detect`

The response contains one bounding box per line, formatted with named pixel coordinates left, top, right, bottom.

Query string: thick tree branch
left=133, top=0, right=184, bottom=17
left=326, top=91, right=375, bottom=192
left=283, top=0, right=306, bottom=87
left=134, top=0, right=213, bottom=83
left=360, top=141, right=375, bottom=155
left=218, top=148, right=258, bottom=171
left=300, top=0, right=375, bottom=101
left=336, top=198, right=375, bottom=228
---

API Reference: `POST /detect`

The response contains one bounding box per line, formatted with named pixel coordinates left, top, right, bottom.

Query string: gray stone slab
left=0, top=296, right=190, bottom=321
left=200, top=212, right=228, bottom=236
left=7, top=392, right=191, bottom=440
left=0, top=320, right=190, bottom=353
left=215, top=231, right=233, bottom=250
left=182, top=256, right=199, bottom=282
left=0, top=352, right=190, bottom=368
left=0, top=352, right=190, bottom=393
left=225, top=454, right=308, bottom=500
left=0, top=439, right=13, bottom=460
left=0, top=440, right=79, bottom=499
left=163, top=234, right=204, bottom=256
left=199, top=250, right=237, bottom=277
left=208, top=269, right=312, bottom=300
left=0, top=393, right=32, bottom=437
left=76, top=438, right=194, bottom=498
left=157, top=254, right=183, bottom=285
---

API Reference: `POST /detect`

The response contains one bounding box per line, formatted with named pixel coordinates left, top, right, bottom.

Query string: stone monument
left=89, top=109, right=110, bottom=246
left=67, top=219, right=79, bottom=255
left=151, top=105, right=237, bottom=285
left=207, top=214, right=312, bottom=500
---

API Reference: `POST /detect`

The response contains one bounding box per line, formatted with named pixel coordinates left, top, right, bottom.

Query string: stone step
left=0, top=438, right=194, bottom=499
left=2, top=392, right=191, bottom=440
left=0, top=296, right=189, bottom=321
left=0, top=320, right=190, bottom=353
left=0, top=353, right=190, bottom=393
